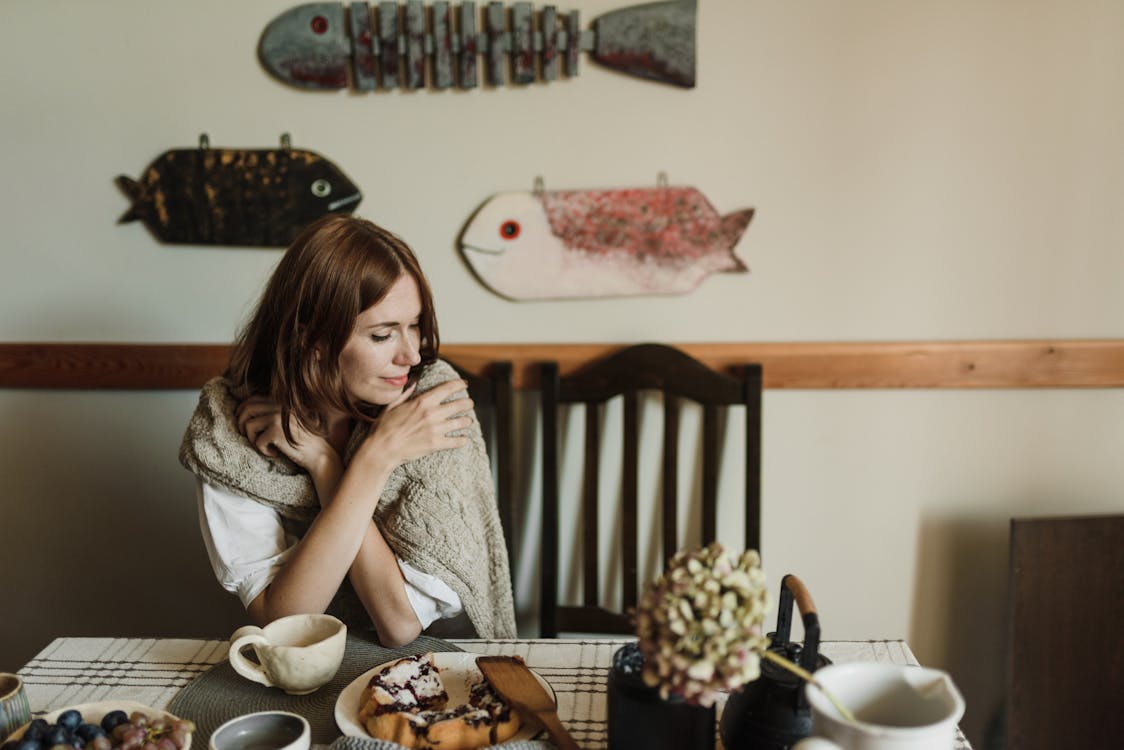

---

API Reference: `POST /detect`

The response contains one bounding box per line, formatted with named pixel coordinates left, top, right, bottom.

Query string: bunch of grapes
left=4, top=709, right=195, bottom=750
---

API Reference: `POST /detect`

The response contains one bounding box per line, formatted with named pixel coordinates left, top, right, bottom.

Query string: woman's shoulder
left=182, top=377, right=315, bottom=517
left=416, top=359, right=461, bottom=391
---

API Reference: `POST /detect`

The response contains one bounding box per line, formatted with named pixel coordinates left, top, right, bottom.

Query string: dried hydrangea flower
left=635, top=542, right=770, bottom=707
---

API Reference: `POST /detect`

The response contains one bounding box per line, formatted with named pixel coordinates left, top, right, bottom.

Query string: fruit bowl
left=8, top=700, right=192, bottom=750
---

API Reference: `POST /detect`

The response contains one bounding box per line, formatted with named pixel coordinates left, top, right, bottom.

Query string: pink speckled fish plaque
left=459, top=185, right=754, bottom=300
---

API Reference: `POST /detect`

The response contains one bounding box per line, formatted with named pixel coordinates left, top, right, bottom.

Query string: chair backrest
left=539, top=343, right=763, bottom=637
left=1008, top=514, right=1124, bottom=750
left=447, top=359, right=516, bottom=585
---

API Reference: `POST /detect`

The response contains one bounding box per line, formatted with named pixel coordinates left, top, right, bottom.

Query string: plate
left=334, top=652, right=554, bottom=742
left=9, top=700, right=192, bottom=750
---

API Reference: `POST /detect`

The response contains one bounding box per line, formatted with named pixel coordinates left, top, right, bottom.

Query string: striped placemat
left=166, top=634, right=461, bottom=747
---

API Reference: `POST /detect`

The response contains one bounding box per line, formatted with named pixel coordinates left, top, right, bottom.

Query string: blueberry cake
left=358, top=652, right=521, bottom=749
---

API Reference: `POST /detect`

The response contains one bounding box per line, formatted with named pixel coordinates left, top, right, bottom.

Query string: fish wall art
left=116, top=134, right=362, bottom=247
left=260, top=0, right=695, bottom=92
left=459, top=180, right=755, bottom=300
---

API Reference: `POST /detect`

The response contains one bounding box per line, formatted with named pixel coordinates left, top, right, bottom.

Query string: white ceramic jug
left=792, top=662, right=965, bottom=750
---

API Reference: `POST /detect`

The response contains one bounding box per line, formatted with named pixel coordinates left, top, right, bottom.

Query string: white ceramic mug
left=209, top=711, right=310, bottom=750
left=228, top=614, right=346, bottom=695
left=792, top=662, right=965, bottom=750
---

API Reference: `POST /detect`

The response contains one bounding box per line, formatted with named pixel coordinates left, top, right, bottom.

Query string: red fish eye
left=500, top=221, right=521, bottom=239
left=311, top=15, right=329, bottom=34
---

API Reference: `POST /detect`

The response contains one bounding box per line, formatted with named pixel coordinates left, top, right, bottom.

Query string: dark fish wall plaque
left=116, top=134, right=362, bottom=247
left=259, top=0, right=696, bottom=92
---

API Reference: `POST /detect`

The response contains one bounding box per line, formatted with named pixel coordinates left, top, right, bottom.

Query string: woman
left=179, top=215, right=516, bottom=645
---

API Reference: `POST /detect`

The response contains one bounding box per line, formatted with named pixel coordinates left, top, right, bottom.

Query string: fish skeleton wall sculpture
left=116, top=134, right=362, bottom=247
left=459, top=182, right=754, bottom=300
left=260, top=0, right=696, bottom=91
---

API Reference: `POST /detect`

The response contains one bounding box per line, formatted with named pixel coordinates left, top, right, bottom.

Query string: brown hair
left=226, top=214, right=439, bottom=438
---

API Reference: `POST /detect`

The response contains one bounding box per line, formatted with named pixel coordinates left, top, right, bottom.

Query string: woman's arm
left=238, top=379, right=473, bottom=645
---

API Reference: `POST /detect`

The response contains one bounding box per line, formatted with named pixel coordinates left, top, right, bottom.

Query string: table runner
left=18, top=638, right=973, bottom=750
left=166, top=634, right=460, bottom=747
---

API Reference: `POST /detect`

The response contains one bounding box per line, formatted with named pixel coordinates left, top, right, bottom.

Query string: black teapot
left=719, top=574, right=831, bottom=750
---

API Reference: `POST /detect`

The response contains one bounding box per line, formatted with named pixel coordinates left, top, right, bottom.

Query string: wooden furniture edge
left=3, top=340, right=1124, bottom=390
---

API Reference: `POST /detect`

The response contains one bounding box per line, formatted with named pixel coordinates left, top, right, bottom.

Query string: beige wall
left=3, top=1, right=1124, bottom=746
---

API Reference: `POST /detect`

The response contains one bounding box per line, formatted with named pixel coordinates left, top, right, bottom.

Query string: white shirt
left=195, top=479, right=463, bottom=630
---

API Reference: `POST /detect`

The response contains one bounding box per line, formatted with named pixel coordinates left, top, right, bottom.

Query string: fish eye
left=311, top=179, right=332, bottom=197
left=499, top=220, right=521, bottom=239
left=310, top=15, right=329, bottom=34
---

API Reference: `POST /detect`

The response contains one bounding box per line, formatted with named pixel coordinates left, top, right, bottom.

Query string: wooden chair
left=1008, top=514, right=1124, bottom=750
left=539, top=343, right=763, bottom=637
left=448, top=359, right=516, bottom=584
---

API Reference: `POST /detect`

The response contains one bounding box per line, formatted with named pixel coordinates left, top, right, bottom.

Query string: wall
left=3, top=1, right=1124, bottom=746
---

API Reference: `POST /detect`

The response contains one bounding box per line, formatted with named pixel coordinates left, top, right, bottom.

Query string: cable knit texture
left=179, top=359, right=516, bottom=639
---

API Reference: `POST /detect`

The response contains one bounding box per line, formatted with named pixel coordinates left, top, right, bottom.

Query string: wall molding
left=3, top=340, right=1124, bottom=390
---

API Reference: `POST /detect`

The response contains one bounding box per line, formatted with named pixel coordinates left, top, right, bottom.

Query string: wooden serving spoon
left=476, top=656, right=582, bottom=750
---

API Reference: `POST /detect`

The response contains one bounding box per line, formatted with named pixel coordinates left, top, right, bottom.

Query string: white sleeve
left=195, top=479, right=296, bottom=608
left=195, top=479, right=463, bottom=629
left=398, top=559, right=464, bottom=630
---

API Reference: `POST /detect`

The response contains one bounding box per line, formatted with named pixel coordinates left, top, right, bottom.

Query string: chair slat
left=662, top=395, right=679, bottom=567
left=582, top=403, right=600, bottom=606
left=622, top=390, right=639, bottom=614
left=744, top=364, right=763, bottom=552
left=540, top=362, right=560, bottom=638
left=701, top=403, right=718, bottom=544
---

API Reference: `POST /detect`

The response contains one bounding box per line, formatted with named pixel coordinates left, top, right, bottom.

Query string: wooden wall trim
left=3, top=340, right=1124, bottom=390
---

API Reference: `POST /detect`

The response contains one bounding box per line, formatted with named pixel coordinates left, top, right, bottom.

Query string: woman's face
left=337, top=274, right=423, bottom=406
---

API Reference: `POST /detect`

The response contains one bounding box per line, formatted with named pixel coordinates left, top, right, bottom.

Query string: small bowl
left=209, top=711, right=310, bottom=750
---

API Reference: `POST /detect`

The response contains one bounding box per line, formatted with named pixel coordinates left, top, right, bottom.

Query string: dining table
left=14, top=636, right=972, bottom=750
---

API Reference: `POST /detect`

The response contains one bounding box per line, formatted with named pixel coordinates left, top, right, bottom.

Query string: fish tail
left=114, top=175, right=143, bottom=223
left=720, top=208, right=754, bottom=272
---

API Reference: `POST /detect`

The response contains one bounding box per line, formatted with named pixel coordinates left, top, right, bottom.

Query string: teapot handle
left=774, top=574, right=824, bottom=706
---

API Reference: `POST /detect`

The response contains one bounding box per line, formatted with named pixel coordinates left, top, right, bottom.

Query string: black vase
left=606, top=642, right=715, bottom=750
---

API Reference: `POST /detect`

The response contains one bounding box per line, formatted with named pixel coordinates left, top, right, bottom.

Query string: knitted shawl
left=179, top=359, right=516, bottom=639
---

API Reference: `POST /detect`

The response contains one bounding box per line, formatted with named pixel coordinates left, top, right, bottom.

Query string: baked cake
left=358, top=652, right=521, bottom=749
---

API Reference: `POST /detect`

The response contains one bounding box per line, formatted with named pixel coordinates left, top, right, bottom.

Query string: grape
left=75, top=725, right=103, bottom=742
left=117, top=731, right=143, bottom=750
left=56, top=713, right=81, bottom=733
left=26, top=721, right=49, bottom=741
left=16, top=740, right=40, bottom=750
left=99, top=714, right=127, bottom=735
left=44, top=729, right=69, bottom=747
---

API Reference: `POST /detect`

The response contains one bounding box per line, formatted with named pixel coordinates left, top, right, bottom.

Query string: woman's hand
left=236, top=395, right=338, bottom=473
left=361, top=379, right=474, bottom=467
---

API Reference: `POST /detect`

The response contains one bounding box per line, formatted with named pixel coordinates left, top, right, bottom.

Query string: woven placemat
left=167, top=634, right=462, bottom=747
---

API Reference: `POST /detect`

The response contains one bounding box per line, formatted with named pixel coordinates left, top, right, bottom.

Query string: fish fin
left=114, top=175, right=143, bottom=223
left=721, top=207, right=754, bottom=244
left=720, top=208, right=754, bottom=272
